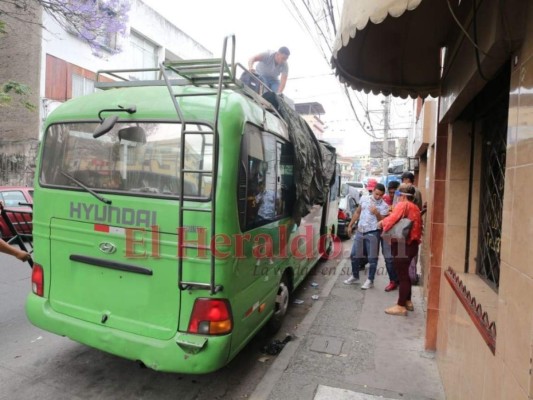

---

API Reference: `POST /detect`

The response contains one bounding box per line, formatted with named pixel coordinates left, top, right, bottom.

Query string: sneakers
left=384, top=281, right=398, bottom=292
left=385, top=304, right=408, bottom=316
left=361, top=279, right=374, bottom=290
left=343, top=276, right=360, bottom=285
left=405, top=300, right=414, bottom=311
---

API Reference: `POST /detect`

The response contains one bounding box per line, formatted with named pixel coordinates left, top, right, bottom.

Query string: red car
left=0, top=187, right=33, bottom=239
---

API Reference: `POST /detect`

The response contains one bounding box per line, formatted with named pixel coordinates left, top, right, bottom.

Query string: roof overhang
left=332, top=0, right=454, bottom=99
left=332, top=0, right=529, bottom=109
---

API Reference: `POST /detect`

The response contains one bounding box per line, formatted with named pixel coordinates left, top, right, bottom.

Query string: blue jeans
left=258, top=75, right=280, bottom=93
left=381, top=237, right=398, bottom=282
left=350, top=230, right=380, bottom=281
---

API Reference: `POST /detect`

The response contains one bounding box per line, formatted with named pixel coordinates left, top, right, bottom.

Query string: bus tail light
left=188, top=299, right=233, bottom=335
left=31, top=263, right=44, bottom=297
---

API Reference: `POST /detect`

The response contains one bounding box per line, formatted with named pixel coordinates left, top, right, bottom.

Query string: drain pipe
left=465, top=111, right=477, bottom=273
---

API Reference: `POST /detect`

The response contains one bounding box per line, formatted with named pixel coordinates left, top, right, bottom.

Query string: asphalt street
left=0, top=246, right=344, bottom=400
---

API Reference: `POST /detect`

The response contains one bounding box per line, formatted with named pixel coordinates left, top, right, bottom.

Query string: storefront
left=333, top=1, right=533, bottom=398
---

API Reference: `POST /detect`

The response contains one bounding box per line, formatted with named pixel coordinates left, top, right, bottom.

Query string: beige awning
left=332, top=0, right=453, bottom=98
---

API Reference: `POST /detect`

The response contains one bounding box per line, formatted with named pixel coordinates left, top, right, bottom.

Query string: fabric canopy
left=332, top=0, right=453, bottom=98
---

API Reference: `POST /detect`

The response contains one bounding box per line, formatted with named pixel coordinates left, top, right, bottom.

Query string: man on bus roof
left=248, top=47, right=290, bottom=94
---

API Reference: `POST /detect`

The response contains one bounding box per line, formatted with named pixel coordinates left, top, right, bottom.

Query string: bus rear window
left=40, top=122, right=213, bottom=199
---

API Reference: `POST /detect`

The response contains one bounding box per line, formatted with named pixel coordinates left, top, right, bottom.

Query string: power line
left=287, top=72, right=335, bottom=80
left=325, top=0, right=337, bottom=35
left=284, top=0, right=330, bottom=65
left=285, top=0, right=410, bottom=160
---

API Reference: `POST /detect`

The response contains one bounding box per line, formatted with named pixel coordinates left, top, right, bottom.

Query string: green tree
left=0, top=81, right=35, bottom=110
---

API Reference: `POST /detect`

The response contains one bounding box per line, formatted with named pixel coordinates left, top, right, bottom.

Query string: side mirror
left=118, top=126, right=146, bottom=144
left=94, top=115, right=119, bottom=138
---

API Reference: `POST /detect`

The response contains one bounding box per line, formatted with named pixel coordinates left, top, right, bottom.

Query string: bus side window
left=257, top=134, right=277, bottom=224
left=278, top=141, right=295, bottom=217
left=329, top=164, right=340, bottom=201
left=237, top=126, right=265, bottom=231
left=237, top=126, right=295, bottom=231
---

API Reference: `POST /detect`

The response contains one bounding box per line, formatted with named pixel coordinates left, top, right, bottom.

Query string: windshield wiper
left=61, top=171, right=112, bottom=205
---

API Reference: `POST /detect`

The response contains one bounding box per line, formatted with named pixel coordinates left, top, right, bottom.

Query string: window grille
left=476, top=101, right=507, bottom=290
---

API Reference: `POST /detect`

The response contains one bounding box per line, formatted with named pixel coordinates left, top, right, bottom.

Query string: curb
left=249, top=258, right=347, bottom=400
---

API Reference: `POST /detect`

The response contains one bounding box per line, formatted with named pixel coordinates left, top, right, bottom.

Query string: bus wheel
left=267, top=274, right=290, bottom=333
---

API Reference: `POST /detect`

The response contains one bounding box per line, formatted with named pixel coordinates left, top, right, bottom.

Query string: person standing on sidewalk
left=382, top=180, right=400, bottom=292
left=344, top=183, right=389, bottom=289
left=401, top=172, right=423, bottom=210
left=378, top=184, right=422, bottom=316
left=383, top=180, right=400, bottom=207
left=401, top=171, right=424, bottom=285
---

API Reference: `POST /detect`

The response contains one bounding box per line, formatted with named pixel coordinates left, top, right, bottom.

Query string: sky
left=141, top=0, right=413, bottom=158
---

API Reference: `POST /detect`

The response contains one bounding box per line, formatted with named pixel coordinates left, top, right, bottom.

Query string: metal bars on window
left=476, top=104, right=507, bottom=290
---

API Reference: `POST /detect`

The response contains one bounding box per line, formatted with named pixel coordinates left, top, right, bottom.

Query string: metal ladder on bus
left=160, top=34, right=238, bottom=295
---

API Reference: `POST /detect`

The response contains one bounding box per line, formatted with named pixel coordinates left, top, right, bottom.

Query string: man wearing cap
left=344, top=183, right=389, bottom=290
left=248, top=47, right=290, bottom=94
left=401, top=172, right=423, bottom=210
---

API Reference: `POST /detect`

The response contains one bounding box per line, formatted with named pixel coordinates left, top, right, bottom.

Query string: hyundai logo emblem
left=99, top=242, right=117, bottom=254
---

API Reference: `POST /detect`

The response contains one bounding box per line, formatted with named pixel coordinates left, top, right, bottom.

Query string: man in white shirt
left=344, top=183, right=389, bottom=289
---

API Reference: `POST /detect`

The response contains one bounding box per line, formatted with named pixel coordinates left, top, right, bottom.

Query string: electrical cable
left=300, top=0, right=333, bottom=54
left=446, top=0, right=493, bottom=58
left=326, top=0, right=336, bottom=36
left=472, top=0, right=490, bottom=81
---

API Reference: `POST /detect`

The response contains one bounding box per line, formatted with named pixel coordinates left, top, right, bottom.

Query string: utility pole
left=382, top=95, right=391, bottom=176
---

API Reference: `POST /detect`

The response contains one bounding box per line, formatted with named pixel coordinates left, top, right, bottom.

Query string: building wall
left=0, top=3, right=42, bottom=185
left=434, top=2, right=533, bottom=399
left=409, top=100, right=436, bottom=297
left=1, top=0, right=212, bottom=186
left=301, top=115, right=325, bottom=139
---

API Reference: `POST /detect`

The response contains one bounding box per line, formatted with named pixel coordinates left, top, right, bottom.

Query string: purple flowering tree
left=1, top=0, right=131, bottom=54
left=1, top=0, right=131, bottom=108
left=42, top=0, right=131, bottom=54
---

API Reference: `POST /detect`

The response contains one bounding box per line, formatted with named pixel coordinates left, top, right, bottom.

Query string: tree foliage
left=0, top=0, right=131, bottom=109
left=0, top=81, right=35, bottom=110
left=0, top=0, right=131, bottom=53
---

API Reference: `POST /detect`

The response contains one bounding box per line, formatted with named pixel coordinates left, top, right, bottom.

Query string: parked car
left=341, top=181, right=366, bottom=205
left=337, top=195, right=357, bottom=239
left=0, top=187, right=33, bottom=239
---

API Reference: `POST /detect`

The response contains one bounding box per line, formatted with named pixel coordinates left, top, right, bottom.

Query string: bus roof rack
left=95, top=57, right=239, bottom=90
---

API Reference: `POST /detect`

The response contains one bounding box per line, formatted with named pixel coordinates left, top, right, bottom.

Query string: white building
left=1, top=0, right=213, bottom=185
left=40, top=0, right=213, bottom=127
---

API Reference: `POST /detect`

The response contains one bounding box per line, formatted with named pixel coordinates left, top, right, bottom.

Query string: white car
left=341, top=181, right=366, bottom=205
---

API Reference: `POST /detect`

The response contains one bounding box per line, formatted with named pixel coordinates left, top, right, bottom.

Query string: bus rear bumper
left=25, top=294, right=231, bottom=374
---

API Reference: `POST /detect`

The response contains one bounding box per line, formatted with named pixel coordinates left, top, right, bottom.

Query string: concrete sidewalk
left=251, top=258, right=445, bottom=400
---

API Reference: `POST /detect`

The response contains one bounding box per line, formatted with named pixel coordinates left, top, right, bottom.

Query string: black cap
left=401, top=172, right=415, bottom=182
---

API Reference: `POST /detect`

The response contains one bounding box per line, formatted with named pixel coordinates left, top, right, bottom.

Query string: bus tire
left=266, top=273, right=290, bottom=334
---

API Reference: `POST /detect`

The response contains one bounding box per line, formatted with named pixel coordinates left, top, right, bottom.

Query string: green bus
left=27, top=37, right=339, bottom=373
